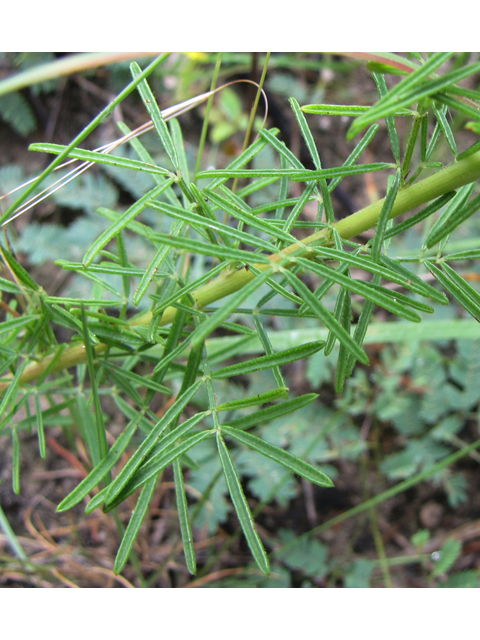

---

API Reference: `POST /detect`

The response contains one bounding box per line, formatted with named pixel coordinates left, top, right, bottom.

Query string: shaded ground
left=1, top=53, right=480, bottom=588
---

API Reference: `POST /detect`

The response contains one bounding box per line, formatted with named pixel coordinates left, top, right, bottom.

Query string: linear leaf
left=34, top=393, right=46, bottom=459
left=222, top=425, right=334, bottom=487
left=216, top=387, right=288, bottom=411
left=114, top=474, right=158, bottom=575
left=147, top=200, right=279, bottom=253
left=352, top=58, right=480, bottom=137
left=371, top=169, right=401, bottom=261
left=204, top=129, right=279, bottom=190
left=104, top=379, right=203, bottom=505
left=29, top=143, right=174, bottom=178
left=425, top=261, right=480, bottom=321
left=149, top=232, right=272, bottom=264
left=290, top=97, right=321, bottom=169
left=205, top=187, right=299, bottom=246
left=197, top=164, right=393, bottom=181
left=372, top=73, right=400, bottom=164
left=258, top=128, right=305, bottom=173
left=379, top=255, right=449, bottom=305
left=252, top=314, right=286, bottom=390
left=83, top=179, right=175, bottom=267
left=384, top=192, right=456, bottom=239
left=11, top=428, right=20, bottom=494
left=435, top=92, right=480, bottom=124
left=212, top=341, right=324, bottom=379
left=173, top=458, right=197, bottom=574
left=282, top=269, right=369, bottom=364
left=432, top=101, right=457, bottom=157
left=104, top=430, right=213, bottom=512
left=0, top=315, right=39, bottom=336
left=216, top=434, right=269, bottom=575
left=301, top=104, right=413, bottom=116
left=311, top=245, right=444, bottom=302
left=131, top=62, right=179, bottom=170
left=56, top=414, right=142, bottom=512
left=192, top=268, right=275, bottom=348
left=226, top=393, right=318, bottom=431
left=425, top=192, right=480, bottom=249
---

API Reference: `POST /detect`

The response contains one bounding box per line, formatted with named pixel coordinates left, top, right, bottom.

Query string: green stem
left=194, top=53, right=223, bottom=180
left=3, top=149, right=480, bottom=390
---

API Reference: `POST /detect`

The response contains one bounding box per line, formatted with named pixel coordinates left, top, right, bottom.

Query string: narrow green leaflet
left=211, top=341, right=324, bottom=379
left=116, top=120, right=181, bottom=206
left=81, top=308, right=108, bottom=463
left=150, top=263, right=225, bottom=319
left=0, top=360, right=27, bottom=424
left=444, top=250, right=480, bottom=261
left=384, top=193, right=456, bottom=239
left=205, top=129, right=278, bottom=190
left=290, top=97, right=321, bottom=169
left=141, top=412, right=209, bottom=467
left=85, top=485, right=110, bottom=514
left=148, top=232, right=272, bottom=265
left=114, top=474, right=158, bottom=575
left=11, top=428, right=20, bottom=494
left=372, top=74, right=401, bottom=165
left=56, top=414, right=142, bottom=512
left=301, top=104, right=413, bottom=116
left=191, top=268, right=276, bottom=348
left=348, top=53, right=459, bottom=137
left=435, top=92, right=480, bottom=124
left=132, top=221, right=183, bottom=307
left=425, top=261, right=480, bottom=321
left=216, top=434, right=270, bottom=576
left=0, top=245, right=39, bottom=290
left=258, top=129, right=305, bottom=169
left=425, top=192, right=480, bottom=249
left=197, top=164, right=393, bottom=181
left=34, top=393, right=46, bottom=459
left=432, top=102, right=457, bottom=157
left=205, top=187, right=299, bottom=246
left=83, top=179, right=175, bottom=267
left=424, top=184, right=475, bottom=249
left=312, top=242, right=430, bottom=322
left=252, top=314, right=286, bottom=390
left=29, top=143, right=174, bottom=178
left=221, top=425, right=334, bottom=487
left=310, top=245, right=444, bottom=302
left=130, top=61, right=179, bottom=171
left=324, top=284, right=349, bottom=356
left=0, top=315, right=39, bottom=336
left=173, top=458, right=197, bottom=575
left=282, top=268, right=369, bottom=364
left=0, top=277, right=22, bottom=294
left=104, top=379, right=203, bottom=505
left=56, top=260, right=160, bottom=278
left=147, top=200, right=280, bottom=254
left=371, top=169, right=401, bottom=261
left=216, top=387, right=288, bottom=412
left=103, top=430, right=213, bottom=512
left=226, top=393, right=318, bottom=431
left=379, top=255, right=449, bottom=305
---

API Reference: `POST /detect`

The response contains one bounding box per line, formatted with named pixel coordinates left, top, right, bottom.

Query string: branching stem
left=3, top=148, right=480, bottom=390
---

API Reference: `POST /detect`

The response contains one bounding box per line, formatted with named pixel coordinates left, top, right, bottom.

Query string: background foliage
left=1, top=52, right=480, bottom=588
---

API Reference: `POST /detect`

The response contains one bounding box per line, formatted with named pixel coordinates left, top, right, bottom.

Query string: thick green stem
left=4, top=149, right=480, bottom=390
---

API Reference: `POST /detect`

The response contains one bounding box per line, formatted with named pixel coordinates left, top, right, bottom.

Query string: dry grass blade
left=0, top=81, right=267, bottom=226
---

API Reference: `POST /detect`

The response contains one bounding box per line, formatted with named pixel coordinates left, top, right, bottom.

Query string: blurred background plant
left=1, top=52, right=480, bottom=588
